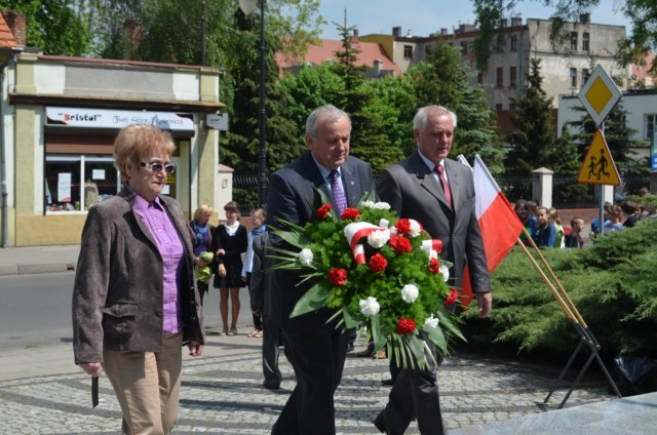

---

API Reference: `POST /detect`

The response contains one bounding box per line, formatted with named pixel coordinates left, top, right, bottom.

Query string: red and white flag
left=459, top=155, right=524, bottom=306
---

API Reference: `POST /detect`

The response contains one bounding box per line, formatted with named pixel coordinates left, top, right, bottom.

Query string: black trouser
left=262, top=312, right=282, bottom=387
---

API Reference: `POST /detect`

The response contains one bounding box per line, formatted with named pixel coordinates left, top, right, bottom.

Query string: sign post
left=576, top=64, right=622, bottom=233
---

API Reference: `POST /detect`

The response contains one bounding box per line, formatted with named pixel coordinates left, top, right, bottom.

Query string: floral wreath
left=268, top=191, right=464, bottom=369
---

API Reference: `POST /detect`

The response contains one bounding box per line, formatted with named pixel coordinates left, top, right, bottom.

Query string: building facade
left=361, top=16, right=628, bottom=110
left=1, top=52, right=225, bottom=246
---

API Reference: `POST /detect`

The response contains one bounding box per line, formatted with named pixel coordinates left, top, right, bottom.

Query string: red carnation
left=445, top=288, right=458, bottom=305
left=389, top=234, right=412, bottom=254
left=395, top=218, right=411, bottom=235
left=429, top=258, right=440, bottom=275
left=340, top=207, right=361, bottom=221
left=317, top=204, right=333, bottom=220
left=369, top=253, right=388, bottom=273
left=397, top=318, right=416, bottom=335
left=328, top=268, right=348, bottom=286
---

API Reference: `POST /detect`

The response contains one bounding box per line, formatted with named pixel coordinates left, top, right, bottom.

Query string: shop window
left=45, top=156, right=120, bottom=212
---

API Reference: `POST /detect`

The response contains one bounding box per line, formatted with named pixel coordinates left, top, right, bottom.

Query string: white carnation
left=440, top=265, right=450, bottom=282
left=361, top=201, right=390, bottom=210
left=408, top=219, right=422, bottom=237
left=367, top=230, right=390, bottom=248
left=298, top=248, right=314, bottom=266
left=401, top=284, right=419, bottom=303
left=429, top=250, right=438, bottom=260
left=359, top=297, right=380, bottom=316
left=423, top=314, right=439, bottom=332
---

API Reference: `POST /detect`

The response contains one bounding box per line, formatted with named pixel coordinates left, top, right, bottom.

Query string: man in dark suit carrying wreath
left=266, top=104, right=376, bottom=435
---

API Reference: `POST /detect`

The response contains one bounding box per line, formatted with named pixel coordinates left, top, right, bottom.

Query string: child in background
left=242, top=208, right=267, bottom=338
left=565, top=217, right=585, bottom=249
left=549, top=207, right=565, bottom=249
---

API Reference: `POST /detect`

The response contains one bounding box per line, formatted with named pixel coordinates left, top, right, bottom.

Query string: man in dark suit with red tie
left=266, top=104, right=375, bottom=435
left=374, top=105, right=492, bottom=434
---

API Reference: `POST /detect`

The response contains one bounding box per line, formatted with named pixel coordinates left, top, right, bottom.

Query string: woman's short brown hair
left=224, top=201, right=241, bottom=216
left=113, top=124, right=176, bottom=180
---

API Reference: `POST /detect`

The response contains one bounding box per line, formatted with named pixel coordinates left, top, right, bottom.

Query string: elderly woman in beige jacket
left=72, top=124, right=205, bottom=435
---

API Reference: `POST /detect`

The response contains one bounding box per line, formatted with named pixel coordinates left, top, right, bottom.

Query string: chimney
left=373, top=59, right=382, bottom=75
left=501, top=18, right=508, bottom=28
left=2, top=10, right=26, bottom=47
left=352, top=28, right=359, bottom=43
left=580, top=13, right=590, bottom=24
left=440, top=28, right=447, bottom=36
left=392, top=26, right=401, bottom=37
left=511, top=16, right=522, bottom=27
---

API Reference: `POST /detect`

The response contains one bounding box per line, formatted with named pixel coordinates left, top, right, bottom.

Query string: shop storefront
left=2, top=53, right=224, bottom=246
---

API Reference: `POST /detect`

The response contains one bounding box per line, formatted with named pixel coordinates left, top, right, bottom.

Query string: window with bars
left=570, top=68, right=577, bottom=87
left=583, top=32, right=590, bottom=51
left=570, top=32, right=578, bottom=51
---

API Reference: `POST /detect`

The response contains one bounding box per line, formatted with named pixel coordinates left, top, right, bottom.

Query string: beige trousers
left=103, top=332, right=183, bottom=435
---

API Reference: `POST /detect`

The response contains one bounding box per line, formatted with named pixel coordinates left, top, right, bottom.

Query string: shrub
left=460, top=219, right=657, bottom=361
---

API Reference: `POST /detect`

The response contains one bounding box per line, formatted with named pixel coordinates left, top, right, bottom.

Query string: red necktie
left=435, top=165, right=452, bottom=209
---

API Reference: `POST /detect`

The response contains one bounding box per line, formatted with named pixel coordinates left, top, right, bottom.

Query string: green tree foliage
left=506, top=58, right=569, bottom=174
left=408, top=40, right=504, bottom=174
left=618, top=0, right=657, bottom=74
left=0, top=0, right=91, bottom=55
left=279, top=63, right=346, bottom=140
left=329, top=18, right=394, bottom=172
left=224, top=7, right=300, bottom=207
left=461, top=219, right=657, bottom=360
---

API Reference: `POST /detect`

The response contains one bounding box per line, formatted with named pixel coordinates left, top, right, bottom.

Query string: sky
left=317, top=0, right=630, bottom=40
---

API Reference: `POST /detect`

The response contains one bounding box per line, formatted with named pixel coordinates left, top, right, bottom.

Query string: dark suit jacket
left=376, top=150, right=490, bottom=293
left=266, top=151, right=375, bottom=330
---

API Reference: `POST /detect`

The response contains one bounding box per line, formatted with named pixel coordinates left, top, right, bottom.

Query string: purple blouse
left=132, top=193, right=184, bottom=334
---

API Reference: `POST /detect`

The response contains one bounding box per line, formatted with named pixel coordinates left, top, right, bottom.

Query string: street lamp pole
left=257, top=0, right=267, bottom=209
left=239, top=0, right=267, bottom=209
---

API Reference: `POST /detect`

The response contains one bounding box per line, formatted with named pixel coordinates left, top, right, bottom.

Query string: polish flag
left=459, top=155, right=524, bottom=307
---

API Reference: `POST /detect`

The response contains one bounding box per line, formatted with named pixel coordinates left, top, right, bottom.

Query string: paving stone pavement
left=0, top=331, right=613, bottom=435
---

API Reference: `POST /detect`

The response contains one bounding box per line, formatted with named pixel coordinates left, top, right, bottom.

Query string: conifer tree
left=329, top=16, right=396, bottom=172
left=506, top=58, right=566, bottom=174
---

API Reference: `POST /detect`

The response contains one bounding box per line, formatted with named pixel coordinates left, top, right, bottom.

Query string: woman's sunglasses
left=140, top=162, right=176, bottom=174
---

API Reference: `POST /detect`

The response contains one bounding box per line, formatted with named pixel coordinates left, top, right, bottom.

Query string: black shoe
left=347, top=342, right=355, bottom=353
left=381, top=378, right=394, bottom=386
left=263, top=381, right=280, bottom=390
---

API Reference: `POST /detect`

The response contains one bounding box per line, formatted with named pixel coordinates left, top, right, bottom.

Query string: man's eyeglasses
left=140, top=162, right=176, bottom=174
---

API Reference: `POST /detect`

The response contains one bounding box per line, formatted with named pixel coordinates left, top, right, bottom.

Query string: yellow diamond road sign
left=577, top=129, right=621, bottom=186
left=578, top=64, right=621, bottom=126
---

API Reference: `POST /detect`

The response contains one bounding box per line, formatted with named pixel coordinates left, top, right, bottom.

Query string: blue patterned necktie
left=329, top=170, right=348, bottom=214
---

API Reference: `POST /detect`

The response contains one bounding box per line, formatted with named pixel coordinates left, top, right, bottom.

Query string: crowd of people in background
left=513, top=191, right=656, bottom=250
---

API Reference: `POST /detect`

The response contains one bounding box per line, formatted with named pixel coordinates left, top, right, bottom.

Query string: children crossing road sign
left=576, top=129, right=620, bottom=185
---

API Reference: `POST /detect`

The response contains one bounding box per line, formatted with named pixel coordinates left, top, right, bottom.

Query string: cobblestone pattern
left=0, top=352, right=612, bottom=434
